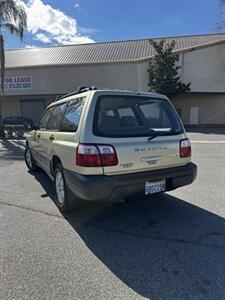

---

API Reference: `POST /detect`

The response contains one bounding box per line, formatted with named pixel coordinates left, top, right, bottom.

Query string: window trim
left=45, top=102, right=68, bottom=132
left=59, top=96, right=86, bottom=133
left=36, top=107, right=54, bottom=131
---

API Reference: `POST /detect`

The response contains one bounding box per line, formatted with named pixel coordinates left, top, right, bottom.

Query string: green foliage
left=216, top=0, right=225, bottom=31
left=148, top=39, right=191, bottom=99
left=0, top=0, right=27, bottom=137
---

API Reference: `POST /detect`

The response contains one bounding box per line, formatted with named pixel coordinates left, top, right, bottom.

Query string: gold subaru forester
left=25, top=87, right=197, bottom=212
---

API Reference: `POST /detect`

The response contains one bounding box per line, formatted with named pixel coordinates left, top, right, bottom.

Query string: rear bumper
left=64, top=162, right=197, bottom=202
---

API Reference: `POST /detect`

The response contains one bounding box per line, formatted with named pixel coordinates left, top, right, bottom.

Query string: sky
left=3, top=0, right=222, bottom=49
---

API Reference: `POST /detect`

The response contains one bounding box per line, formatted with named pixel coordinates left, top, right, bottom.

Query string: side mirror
left=33, top=122, right=39, bottom=130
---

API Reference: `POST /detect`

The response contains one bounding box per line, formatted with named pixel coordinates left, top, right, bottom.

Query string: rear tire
left=25, top=146, right=39, bottom=171
left=54, top=164, right=81, bottom=213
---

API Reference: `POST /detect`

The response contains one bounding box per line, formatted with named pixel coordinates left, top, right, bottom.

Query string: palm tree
left=0, top=0, right=27, bottom=138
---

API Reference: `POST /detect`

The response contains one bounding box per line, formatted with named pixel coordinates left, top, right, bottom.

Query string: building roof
left=5, top=33, right=225, bottom=68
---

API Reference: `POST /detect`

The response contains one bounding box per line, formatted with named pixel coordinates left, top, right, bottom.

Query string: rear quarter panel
left=51, top=92, right=103, bottom=175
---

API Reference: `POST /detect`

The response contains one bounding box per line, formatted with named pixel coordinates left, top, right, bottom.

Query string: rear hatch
left=93, top=94, right=188, bottom=175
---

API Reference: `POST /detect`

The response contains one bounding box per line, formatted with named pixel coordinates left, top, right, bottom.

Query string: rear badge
left=134, top=145, right=167, bottom=152
left=120, top=163, right=134, bottom=168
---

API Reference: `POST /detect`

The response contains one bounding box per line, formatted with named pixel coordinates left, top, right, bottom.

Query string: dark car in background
left=4, top=116, right=34, bottom=129
left=3, top=116, right=34, bottom=137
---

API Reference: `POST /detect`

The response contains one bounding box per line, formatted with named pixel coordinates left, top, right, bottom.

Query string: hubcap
left=55, top=170, right=65, bottom=205
left=26, top=148, right=33, bottom=168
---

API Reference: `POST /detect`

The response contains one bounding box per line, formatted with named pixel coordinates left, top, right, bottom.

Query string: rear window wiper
left=148, top=131, right=172, bottom=141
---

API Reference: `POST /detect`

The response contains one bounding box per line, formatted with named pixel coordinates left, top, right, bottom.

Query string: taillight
left=98, top=145, right=118, bottom=166
left=180, top=138, right=191, bottom=158
left=76, top=144, right=118, bottom=167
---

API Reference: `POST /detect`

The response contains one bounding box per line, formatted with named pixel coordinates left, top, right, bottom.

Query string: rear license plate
left=145, top=179, right=166, bottom=195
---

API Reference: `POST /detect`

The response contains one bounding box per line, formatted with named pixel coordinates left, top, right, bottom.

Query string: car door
left=30, top=107, right=53, bottom=165
left=39, top=102, right=67, bottom=173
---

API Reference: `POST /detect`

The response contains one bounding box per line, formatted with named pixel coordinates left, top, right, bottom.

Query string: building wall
left=4, top=62, right=140, bottom=96
left=3, top=43, right=225, bottom=125
left=181, top=43, right=225, bottom=93
left=172, top=93, right=225, bottom=125
left=4, top=43, right=225, bottom=95
left=137, top=44, right=225, bottom=126
left=3, top=98, right=21, bottom=117
left=2, top=95, right=56, bottom=118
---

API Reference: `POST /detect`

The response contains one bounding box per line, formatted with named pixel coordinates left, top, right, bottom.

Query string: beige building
left=2, top=33, right=225, bottom=126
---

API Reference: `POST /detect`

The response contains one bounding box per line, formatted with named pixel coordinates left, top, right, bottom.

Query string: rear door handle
left=49, top=134, right=54, bottom=141
left=36, top=133, right=41, bottom=138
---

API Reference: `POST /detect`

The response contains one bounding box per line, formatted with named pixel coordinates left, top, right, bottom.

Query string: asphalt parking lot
left=0, top=129, right=225, bottom=300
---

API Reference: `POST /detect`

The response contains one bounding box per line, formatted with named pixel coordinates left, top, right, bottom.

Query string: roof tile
left=5, top=33, right=225, bottom=68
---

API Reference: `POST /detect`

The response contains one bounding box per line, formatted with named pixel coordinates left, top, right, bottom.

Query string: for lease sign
left=4, top=76, right=32, bottom=90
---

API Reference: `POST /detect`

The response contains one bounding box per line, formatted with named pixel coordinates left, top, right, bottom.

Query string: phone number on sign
left=5, top=82, right=32, bottom=89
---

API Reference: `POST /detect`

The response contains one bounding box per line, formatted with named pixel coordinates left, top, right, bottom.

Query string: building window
left=190, top=107, right=199, bottom=125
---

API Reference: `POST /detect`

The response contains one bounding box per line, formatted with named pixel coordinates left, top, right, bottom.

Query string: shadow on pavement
left=64, top=194, right=225, bottom=299
left=185, top=127, right=225, bottom=135
left=0, top=139, right=25, bottom=161
left=29, top=166, right=225, bottom=299
left=29, top=169, right=55, bottom=199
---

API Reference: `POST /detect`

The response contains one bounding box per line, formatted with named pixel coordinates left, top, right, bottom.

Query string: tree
left=216, top=0, right=225, bottom=31
left=148, top=39, right=191, bottom=99
left=0, top=0, right=27, bottom=138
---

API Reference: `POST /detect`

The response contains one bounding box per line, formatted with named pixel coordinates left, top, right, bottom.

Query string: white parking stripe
left=191, top=140, right=225, bottom=144
left=9, top=141, right=26, bottom=149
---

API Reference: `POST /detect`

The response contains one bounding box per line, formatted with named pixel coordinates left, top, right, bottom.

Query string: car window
left=60, top=97, right=86, bottom=132
left=37, top=108, right=53, bottom=130
left=46, top=103, right=67, bottom=131
left=4, top=117, right=20, bottom=124
left=105, top=110, right=115, bottom=116
left=94, top=95, right=183, bottom=137
left=140, top=102, right=160, bottom=119
left=139, top=102, right=171, bottom=127
left=118, top=107, right=135, bottom=118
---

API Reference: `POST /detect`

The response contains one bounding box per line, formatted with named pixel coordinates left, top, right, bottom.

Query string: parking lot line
left=191, top=141, right=225, bottom=144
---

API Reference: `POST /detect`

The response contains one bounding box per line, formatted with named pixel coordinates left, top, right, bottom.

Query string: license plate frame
left=145, top=179, right=166, bottom=195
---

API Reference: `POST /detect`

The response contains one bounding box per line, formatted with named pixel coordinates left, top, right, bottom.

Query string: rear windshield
left=93, top=95, right=183, bottom=137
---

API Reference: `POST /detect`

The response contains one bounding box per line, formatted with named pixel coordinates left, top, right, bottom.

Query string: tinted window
left=176, top=108, right=182, bottom=118
left=46, top=103, right=67, bottom=131
left=139, top=102, right=171, bottom=128
left=118, top=107, right=135, bottom=118
left=4, top=117, right=25, bottom=125
left=37, top=108, right=53, bottom=130
left=140, top=102, right=160, bottom=119
left=94, top=95, right=183, bottom=137
left=60, top=97, right=86, bottom=132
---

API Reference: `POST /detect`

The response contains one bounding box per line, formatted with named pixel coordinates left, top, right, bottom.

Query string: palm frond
left=0, top=22, right=21, bottom=38
left=0, top=34, right=5, bottom=96
left=0, top=0, right=27, bottom=41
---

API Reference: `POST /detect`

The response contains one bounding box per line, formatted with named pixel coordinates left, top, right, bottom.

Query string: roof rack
left=57, top=86, right=97, bottom=100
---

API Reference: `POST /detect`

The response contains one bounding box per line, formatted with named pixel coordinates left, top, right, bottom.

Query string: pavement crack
left=2, top=201, right=225, bottom=251
left=0, top=201, right=63, bottom=220
left=87, top=222, right=225, bottom=250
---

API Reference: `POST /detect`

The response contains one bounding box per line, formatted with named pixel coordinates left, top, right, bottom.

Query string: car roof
left=47, top=89, right=168, bottom=108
